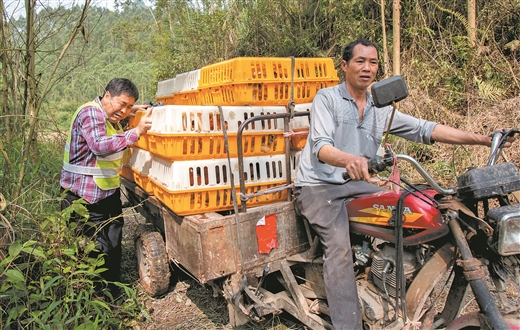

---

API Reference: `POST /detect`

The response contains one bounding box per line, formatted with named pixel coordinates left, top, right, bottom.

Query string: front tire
left=135, top=224, right=170, bottom=297
left=405, top=243, right=457, bottom=324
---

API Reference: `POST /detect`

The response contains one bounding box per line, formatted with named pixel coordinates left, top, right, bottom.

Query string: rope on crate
left=239, top=183, right=294, bottom=201
left=287, top=56, right=296, bottom=118
left=283, top=131, right=308, bottom=137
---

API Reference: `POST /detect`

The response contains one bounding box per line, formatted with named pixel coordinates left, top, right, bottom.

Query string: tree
left=0, top=1, right=94, bottom=206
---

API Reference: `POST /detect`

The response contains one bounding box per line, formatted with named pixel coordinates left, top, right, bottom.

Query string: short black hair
left=104, top=78, right=139, bottom=101
left=342, top=39, right=379, bottom=63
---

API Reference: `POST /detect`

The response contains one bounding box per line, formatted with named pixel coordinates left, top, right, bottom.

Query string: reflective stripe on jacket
left=62, top=101, right=124, bottom=190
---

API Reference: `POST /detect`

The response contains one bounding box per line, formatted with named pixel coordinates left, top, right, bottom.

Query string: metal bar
left=396, top=154, right=456, bottom=195
left=261, top=289, right=333, bottom=330
left=487, top=131, right=503, bottom=166
left=219, top=105, right=246, bottom=277
left=284, top=115, right=292, bottom=202
left=277, top=259, right=310, bottom=317
left=237, top=111, right=309, bottom=213
left=448, top=213, right=511, bottom=330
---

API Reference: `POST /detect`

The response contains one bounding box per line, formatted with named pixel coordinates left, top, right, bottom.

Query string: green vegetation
left=1, top=199, right=141, bottom=328
left=0, top=0, right=519, bottom=328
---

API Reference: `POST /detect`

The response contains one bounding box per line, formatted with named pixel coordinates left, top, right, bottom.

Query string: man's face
left=104, top=92, right=135, bottom=124
left=341, top=44, right=379, bottom=92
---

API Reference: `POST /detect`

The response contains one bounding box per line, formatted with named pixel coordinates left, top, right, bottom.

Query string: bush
left=0, top=198, right=141, bottom=329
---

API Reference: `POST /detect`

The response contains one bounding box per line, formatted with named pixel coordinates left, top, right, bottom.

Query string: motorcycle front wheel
left=405, top=242, right=461, bottom=328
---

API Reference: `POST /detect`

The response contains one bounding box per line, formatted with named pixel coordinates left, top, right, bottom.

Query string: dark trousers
left=294, top=181, right=384, bottom=330
left=60, top=188, right=124, bottom=293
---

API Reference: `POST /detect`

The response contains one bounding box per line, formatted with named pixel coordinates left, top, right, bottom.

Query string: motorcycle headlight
left=487, top=205, right=520, bottom=256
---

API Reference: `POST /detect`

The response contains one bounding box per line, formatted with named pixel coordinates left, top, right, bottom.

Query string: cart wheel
left=135, top=224, right=170, bottom=297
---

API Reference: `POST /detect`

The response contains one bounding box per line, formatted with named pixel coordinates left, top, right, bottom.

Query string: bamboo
left=381, top=0, right=390, bottom=78
left=392, top=0, right=401, bottom=76
left=468, top=0, right=477, bottom=45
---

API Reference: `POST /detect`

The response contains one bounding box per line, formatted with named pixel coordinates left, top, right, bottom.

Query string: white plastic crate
left=290, top=150, right=301, bottom=179
left=290, top=103, right=311, bottom=130
left=172, top=72, right=188, bottom=93
left=183, top=69, right=200, bottom=92
left=126, top=147, right=154, bottom=194
left=148, top=152, right=301, bottom=215
left=128, top=147, right=153, bottom=174
left=149, top=105, right=286, bottom=134
left=156, top=78, right=176, bottom=98
left=149, top=154, right=291, bottom=191
left=120, top=148, right=134, bottom=181
left=173, top=69, right=201, bottom=93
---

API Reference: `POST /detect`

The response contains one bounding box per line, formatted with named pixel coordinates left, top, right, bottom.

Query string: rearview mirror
left=371, top=75, right=408, bottom=107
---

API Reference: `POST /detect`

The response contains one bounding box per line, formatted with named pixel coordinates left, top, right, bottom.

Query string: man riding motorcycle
left=293, top=38, right=515, bottom=330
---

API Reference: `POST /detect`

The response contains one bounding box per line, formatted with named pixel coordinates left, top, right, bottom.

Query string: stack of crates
left=123, top=57, right=337, bottom=216
left=156, top=57, right=338, bottom=106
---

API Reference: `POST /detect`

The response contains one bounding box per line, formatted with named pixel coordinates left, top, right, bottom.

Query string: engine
left=354, top=242, right=424, bottom=329
left=370, top=245, right=421, bottom=297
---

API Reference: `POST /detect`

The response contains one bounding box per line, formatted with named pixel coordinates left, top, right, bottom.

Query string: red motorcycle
left=342, top=129, right=520, bottom=329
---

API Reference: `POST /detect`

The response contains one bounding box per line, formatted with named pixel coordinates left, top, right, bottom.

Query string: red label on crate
left=255, top=214, right=278, bottom=254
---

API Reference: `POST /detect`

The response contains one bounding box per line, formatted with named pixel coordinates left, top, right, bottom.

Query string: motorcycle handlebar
left=341, top=153, right=394, bottom=181
left=342, top=128, right=520, bottom=194
left=488, top=128, right=520, bottom=166
left=342, top=152, right=457, bottom=194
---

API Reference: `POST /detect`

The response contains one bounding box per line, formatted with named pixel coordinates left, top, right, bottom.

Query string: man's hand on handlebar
left=344, top=155, right=371, bottom=182
left=489, top=128, right=518, bottom=148
left=342, top=151, right=396, bottom=182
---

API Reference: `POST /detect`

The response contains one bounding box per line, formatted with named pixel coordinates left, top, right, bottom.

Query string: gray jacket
left=294, top=83, right=438, bottom=186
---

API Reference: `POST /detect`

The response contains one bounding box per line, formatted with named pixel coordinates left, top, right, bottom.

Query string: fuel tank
left=347, top=189, right=449, bottom=245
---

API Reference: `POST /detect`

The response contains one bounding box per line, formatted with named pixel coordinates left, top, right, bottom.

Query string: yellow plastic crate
left=156, top=94, right=175, bottom=105
left=199, top=57, right=338, bottom=88
left=120, top=166, right=134, bottom=182
left=198, top=80, right=337, bottom=106
left=157, top=92, right=199, bottom=105
left=147, top=132, right=285, bottom=160
left=150, top=178, right=288, bottom=215
left=133, top=169, right=154, bottom=194
left=171, top=91, right=200, bottom=105
left=126, top=111, right=149, bottom=150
